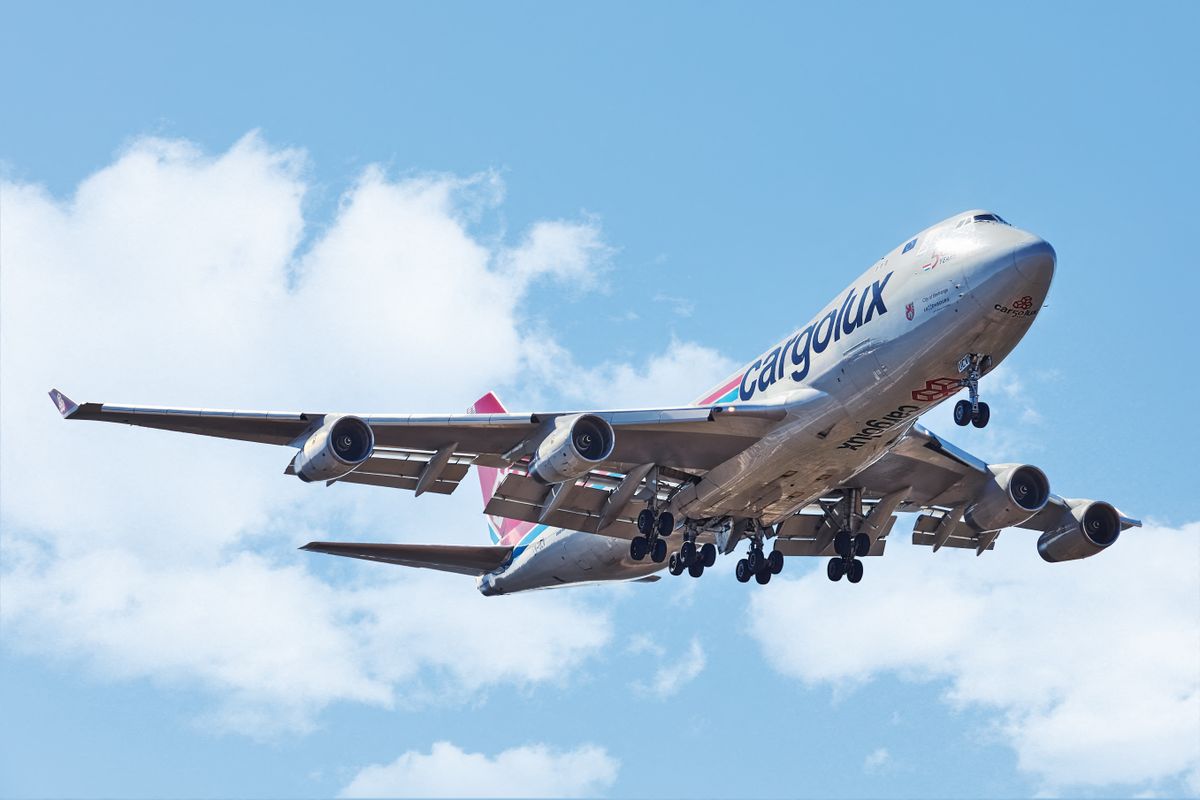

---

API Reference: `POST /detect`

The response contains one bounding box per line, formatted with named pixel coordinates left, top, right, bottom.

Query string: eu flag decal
left=902, top=238, right=917, bottom=254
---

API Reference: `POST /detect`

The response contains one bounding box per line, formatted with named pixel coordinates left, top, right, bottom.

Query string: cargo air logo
left=739, top=272, right=893, bottom=401
left=837, top=404, right=921, bottom=451
left=995, top=295, right=1037, bottom=317
left=911, top=377, right=960, bottom=402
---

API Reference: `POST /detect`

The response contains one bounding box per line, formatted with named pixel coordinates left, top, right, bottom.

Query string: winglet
left=48, top=388, right=80, bottom=418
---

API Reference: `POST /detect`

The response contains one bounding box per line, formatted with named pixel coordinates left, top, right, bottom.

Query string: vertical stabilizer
left=468, top=392, right=535, bottom=546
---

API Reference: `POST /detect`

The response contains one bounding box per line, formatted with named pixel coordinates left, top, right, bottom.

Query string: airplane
left=49, top=209, right=1141, bottom=594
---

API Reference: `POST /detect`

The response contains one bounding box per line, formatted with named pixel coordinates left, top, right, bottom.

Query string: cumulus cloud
left=748, top=520, right=1200, bottom=794
left=339, top=741, right=618, bottom=798
left=640, top=637, right=706, bottom=698
left=523, top=336, right=738, bottom=410
left=0, top=132, right=711, bottom=734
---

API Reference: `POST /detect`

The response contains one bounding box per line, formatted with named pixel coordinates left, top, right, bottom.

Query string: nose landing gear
left=953, top=353, right=993, bottom=428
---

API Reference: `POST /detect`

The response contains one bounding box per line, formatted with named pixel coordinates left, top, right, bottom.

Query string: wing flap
left=300, top=542, right=513, bottom=576
left=483, top=473, right=642, bottom=539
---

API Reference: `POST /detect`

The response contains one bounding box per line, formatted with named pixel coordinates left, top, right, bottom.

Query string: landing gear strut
left=735, top=527, right=784, bottom=585
left=630, top=507, right=674, bottom=564
left=666, top=525, right=715, bottom=578
left=820, top=488, right=880, bottom=584
left=828, top=528, right=868, bottom=583
left=953, top=353, right=992, bottom=428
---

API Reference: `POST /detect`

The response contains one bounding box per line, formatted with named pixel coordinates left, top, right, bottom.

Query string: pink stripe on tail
left=469, top=392, right=534, bottom=545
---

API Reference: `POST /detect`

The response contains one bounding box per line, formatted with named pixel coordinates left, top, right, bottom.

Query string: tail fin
left=469, top=391, right=533, bottom=546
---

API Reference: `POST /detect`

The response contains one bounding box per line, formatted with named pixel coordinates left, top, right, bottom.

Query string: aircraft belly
left=488, top=531, right=661, bottom=593
left=673, top=248, right=1048, bottom=524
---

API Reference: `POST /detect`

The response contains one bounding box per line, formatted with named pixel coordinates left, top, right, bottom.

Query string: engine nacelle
left=1037, top=499, right=1122, bottom=562
left=964, top=463, right=1051, bottom=532
left=293, top=415, right=374, bottom=483
left=528, top=414, right=615, bottom=484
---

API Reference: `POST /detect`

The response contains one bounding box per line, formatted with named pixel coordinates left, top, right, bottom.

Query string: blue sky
left=2, top=3, right=1198, bottom=798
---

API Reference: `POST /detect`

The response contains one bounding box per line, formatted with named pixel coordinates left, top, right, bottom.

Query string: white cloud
left=527, top=336, right=738, bottom=409
left=748, top=520, right=1200, bottom=794
left=339, top=741, right=618, bottom=798
left=0, top=132, right=675, bottom=734
left=644, top=637, right=706, bottom=698
left=863, top=747, right=891, bottom=772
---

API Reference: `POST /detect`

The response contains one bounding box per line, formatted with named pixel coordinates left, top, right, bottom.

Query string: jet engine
left=1037, top=499, right=1122, bottom=562
left=528, top=414, right=615, bottom=484
left=293, top=415, right=374, bottom=483
left=963, top=464, right=1051, bottom=532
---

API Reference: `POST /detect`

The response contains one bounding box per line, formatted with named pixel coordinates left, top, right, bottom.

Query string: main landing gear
left=734, top=530, right=784, bottom=585
left=629, top=507, right=674, bottom=564
left=953, top=353, right=993, bottom=428
left=667, top=527, right=716, bottom=578
left=826, top=529, right=870, bottom=583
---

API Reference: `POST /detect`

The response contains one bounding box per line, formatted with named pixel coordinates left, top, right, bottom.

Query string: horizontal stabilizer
left=300, top=541, right=513, bottom=576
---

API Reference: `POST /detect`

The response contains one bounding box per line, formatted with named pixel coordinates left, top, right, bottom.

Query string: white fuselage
left=477, top=211, right=1055, bottom=595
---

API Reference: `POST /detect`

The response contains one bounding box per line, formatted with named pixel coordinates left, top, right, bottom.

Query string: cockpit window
left=956, top=213, right=1011, bottom=228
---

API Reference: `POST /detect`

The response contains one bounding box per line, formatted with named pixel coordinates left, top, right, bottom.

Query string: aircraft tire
left=680, top=540, right=696, bottom=566
left=668, top=552, right=686, bottom=575
left=847, top=559, right=864, bottom=583
left=655, top=512, right=675, bottom=536
left=636, top=509, right=655, bottom=535
left=834, top=531, right=852, bottom=558
left=747, top=548, right=763, bottom=572
left=755, top=567, right=771, bottom=585
left=630, top=536, right=648, bottom=561
left=688, top=560, right=705, bottom=578
left=854, top=533, right=871, bottom=557
left=827, top=557, right=845, bottom=582
left=736, top=559, right=752, bottom=583
left=954, top=400, right=972, bottom=426
left=972, top=401, right=991, bottom=428
left=767, top=549, right=784, bottom=574
left=701, top=543, right=717, bottom=567
left=651, top=537, right=668, bottom=563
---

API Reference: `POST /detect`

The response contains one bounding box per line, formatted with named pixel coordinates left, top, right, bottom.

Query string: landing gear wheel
left=629, top=536, right=648, bottom=561
left=636, top=509, right=655, bottom=535
left=827, top=557, right=845, bottom=582
left=688, top=560, right=705, bottom=578
left=655, top=512, right=675, bottom=537
left=668, top=552, right=686, bottom=575
left=847, top=559, right=864, bottom=583
left=651, top=537, right=668, bottom=563
left=679, top=540, right=697, bottom=566
left=971, top=401, right=991, bottom=428
left=755, top=567, right=772, bottom=585
left=834, top=531, right=852, bottom=558
left=701, top=543, right=717, bottom=568
left=767, top=549, right=784, bottom=575
left=747, top=548, right=764, bottom=572
left=853, top=533, right=871, bottom=558
left=954, top=399, right=973, bottom=427
left=736, top=559, right=752, bottom=583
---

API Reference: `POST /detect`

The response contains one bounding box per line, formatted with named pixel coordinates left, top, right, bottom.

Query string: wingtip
left=48, top=388, right=79, bottom=418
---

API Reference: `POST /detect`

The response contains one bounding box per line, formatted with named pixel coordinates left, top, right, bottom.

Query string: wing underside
left=299, top=542, right=514, bottom=576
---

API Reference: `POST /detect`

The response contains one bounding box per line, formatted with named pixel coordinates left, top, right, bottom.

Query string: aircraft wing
left=299, top=542, right=514, bottom=576
left=827, top=422, right=1141, bottom=553
left=48, top=388, right=783, bottom=488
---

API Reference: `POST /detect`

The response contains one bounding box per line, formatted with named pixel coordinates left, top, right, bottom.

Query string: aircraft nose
left=1012, top=237, right=1056, bottom=283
